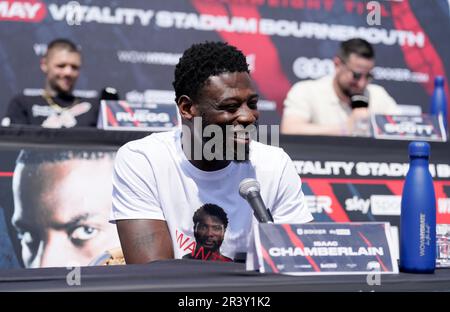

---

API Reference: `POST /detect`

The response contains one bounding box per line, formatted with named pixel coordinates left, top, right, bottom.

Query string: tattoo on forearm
left=132, top=233, right=157, bottom=251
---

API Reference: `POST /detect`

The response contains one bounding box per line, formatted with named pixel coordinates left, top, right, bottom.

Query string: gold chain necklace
left=42, top=91, right=79, bottom=113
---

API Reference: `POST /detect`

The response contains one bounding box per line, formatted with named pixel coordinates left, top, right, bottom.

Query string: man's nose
left=62, top=66, right=76, bottom=76
left=236, top=104, right=258, bottom=126
left=205, top=227, right=215, bottom=237
left=356, top=76, right=368, bottom=89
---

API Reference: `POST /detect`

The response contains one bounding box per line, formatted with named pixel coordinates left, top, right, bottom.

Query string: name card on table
left=97, top=100, right=180, bottom=131
left=247, top=222, right=398, bottom=275
left=437, top=224, right=450, bottom=268
left=371, top=114, right=447, bottom=142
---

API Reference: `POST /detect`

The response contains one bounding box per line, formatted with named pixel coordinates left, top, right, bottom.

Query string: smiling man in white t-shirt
left=111, top=41, right=313, bottom=264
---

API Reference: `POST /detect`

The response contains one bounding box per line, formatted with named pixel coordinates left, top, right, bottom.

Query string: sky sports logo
left=0, top=1, right=46, bottom=22
left=306, top=194, right=401, bottom=216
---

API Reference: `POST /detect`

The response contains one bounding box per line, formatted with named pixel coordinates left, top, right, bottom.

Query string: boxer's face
left=12, top=158, right=119, bottom=268
left=41, top=48, right=81, bottom=95
left=335, top=53, right=374, bottom=97
left=194, top=215, right=226, bottom=252
left=195, top=72, right=259, bottom=161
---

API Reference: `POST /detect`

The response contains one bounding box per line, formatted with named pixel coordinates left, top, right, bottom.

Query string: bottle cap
left=409, top=141, right=430, bottom=157
left=434, top=76, right=445, bottom=87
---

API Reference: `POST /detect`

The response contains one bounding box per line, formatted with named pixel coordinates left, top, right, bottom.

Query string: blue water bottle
left=430, top=76, right=448, bottom=132
left=400, top=141, right=436, bottom=273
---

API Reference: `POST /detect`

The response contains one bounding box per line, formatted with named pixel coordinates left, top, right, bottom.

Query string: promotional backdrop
left=1, top=0, right=450, bottom=125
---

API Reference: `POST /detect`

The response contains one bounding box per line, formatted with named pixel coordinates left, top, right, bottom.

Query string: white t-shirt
left=111, top=130, right=313, bottom=261
left=283, top=76, right=399, bottom=126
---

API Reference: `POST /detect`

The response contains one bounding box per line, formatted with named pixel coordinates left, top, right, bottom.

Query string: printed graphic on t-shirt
left=179, top=203, right=233, bottom=262
left=32, top=102, right=92, bottom=128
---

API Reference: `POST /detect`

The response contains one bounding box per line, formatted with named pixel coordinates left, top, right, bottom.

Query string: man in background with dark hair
left=112, top=41, right=312, bottom=264
left=2, top=38, right=99, bottom=128
left=183, top=204, right=232, bottom=262
left=281, top=38, right=399, bottom=136
left=11, top=149, right=120, bottom=268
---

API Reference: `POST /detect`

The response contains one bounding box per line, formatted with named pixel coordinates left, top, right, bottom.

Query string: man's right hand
left=346, top=107, right=370, bottom=136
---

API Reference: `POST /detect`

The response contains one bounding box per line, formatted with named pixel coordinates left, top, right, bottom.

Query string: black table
left=0, top=260, right=449, bottom=292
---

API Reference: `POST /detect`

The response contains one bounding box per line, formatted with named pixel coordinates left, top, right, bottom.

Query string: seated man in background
left=281, top=38, right=399, bottom=136
left=2, top=38, right=98, bottom=128
left=11, top=149, right=120, bottom=268
left=112, top=41, right=313, bottom=264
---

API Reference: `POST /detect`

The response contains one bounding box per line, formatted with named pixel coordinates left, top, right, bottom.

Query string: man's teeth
left=234, top=132, right=249, bottom=139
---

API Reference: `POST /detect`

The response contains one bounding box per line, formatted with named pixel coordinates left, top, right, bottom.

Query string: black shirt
left=4, top=93, right=99, bottom=128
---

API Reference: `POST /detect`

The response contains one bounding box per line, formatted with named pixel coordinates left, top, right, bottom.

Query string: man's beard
left=339, top=82, right=364, bottom=99
left=197, top=238, right=221, bottom=253
left=337, top=80, right=353, bottom=98
left=50, top=80, right=74, bottom=97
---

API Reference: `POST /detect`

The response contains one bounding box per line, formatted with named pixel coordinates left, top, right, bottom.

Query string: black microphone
left=99, top=87, right=120, bottom=101
left=239, top=178, right=274, bottom=223
left=350, top=94, right=369, bottom=109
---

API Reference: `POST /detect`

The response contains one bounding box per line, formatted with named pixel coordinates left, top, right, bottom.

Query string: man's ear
left=178, top=95, right=198, bottom=121
left=333, top=56, right=343, bottom=69
left=40, top=57, right=48, bottom=74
